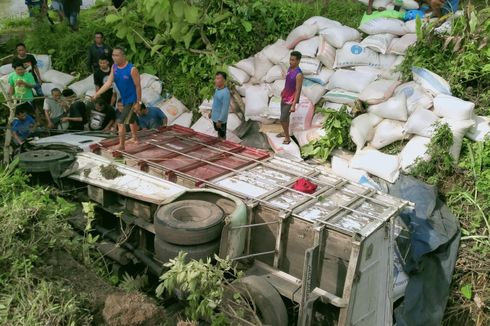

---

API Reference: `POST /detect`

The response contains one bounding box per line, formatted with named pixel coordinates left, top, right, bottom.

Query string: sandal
left=283, top=139, right=291, bottom=145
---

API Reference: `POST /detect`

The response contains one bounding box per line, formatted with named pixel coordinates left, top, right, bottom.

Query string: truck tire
left=154, top=200, right=224, bottom=246
left=231, top=275, right=288, bottom=326
left=18, top=150, right=72, bottom=173
left=154, top=238, right=220, bottom=263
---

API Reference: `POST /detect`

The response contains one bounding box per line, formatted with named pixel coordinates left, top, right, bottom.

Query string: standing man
left=211, top=71, right=230, bottom=140
left=94, top=46, right=142, bottom=151
left=12, top=43, right=43, bottom=97
left=62, top=0, right=81, bottom=31
left=93, top=55, right=114, bottom=105
left=279, top=51, right=303, bottom=145
left=88, top=32, right=112, bottom=73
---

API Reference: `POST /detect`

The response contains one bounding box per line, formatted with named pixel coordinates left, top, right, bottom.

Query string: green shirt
left=8, top=72, right=35, bottom=101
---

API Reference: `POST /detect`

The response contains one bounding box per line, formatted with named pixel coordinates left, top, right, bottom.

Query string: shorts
left=213, top=121, right=227, bottom=138
left=51, top=1, right=63, bottom=11
left=280, top=102, right=292, bottom=123
left=116, top=103, right=137, bottom=125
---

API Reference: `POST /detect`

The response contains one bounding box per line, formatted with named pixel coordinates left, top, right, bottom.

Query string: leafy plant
left=301, top=106, right=354, bottom=161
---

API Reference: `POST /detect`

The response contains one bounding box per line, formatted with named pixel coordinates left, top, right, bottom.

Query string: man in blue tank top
left=94, top=46, right=142, bottom=151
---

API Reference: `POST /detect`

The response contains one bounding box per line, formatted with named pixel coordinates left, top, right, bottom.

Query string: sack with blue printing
left=412, top=66, right=451, bottom=96
left=334, top=42, right=380, bottom=68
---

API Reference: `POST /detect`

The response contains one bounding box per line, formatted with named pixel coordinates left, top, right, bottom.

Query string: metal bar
left=230, top=250, right=276, bottom=261
left=230, top=221, right=279, bottom=229
left=337, top=239, right=362, bottom=326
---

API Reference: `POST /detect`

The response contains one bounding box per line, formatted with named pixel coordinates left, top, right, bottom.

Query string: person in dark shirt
left=12, top=43, right=43, bottom=97
left=89, top=98, right=116, bottom=131
left=62, top=0, right=81, bottom=31
left=60, top=89, right=85, bottom=130
left=93, top=55, right=114, bottom=105
left=88, top=32, right=112, bottom=72
left=138, top=104, right=167, bottom=130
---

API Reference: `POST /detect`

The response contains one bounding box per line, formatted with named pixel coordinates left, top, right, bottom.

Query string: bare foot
left=116, top=145, right=125, bottom=151
left=127, top=138, right=139, bottom=144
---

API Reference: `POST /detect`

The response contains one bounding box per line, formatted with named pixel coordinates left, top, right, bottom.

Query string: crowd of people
left=6, top=33, right=168, bottom=150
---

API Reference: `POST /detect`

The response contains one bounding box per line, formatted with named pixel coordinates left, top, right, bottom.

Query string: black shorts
left=116, top=103, right=137, bottom=125
left=280, top=102, right=292, bottom=123
left=213, top=121, right=227, bottom=138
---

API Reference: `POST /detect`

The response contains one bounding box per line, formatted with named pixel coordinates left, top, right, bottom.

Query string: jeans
left=33, top=83, right=44, bottom=97
left=68, top=13, right=78, bottom=27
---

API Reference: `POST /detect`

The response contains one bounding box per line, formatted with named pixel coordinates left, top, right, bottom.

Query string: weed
left=99, top=164, right=123, bottom=179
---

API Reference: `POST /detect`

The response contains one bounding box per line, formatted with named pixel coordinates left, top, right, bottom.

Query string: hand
left=16, top=80, right=25, bottom=87
left=289, top=104, right=296, bottom=113
left=47, top=122, right=54, bottom=129
left=215, top=121, right=222, bottom=129
left=133, top=102, right=141, bottom=114
left=61, top=117, right=70, bottom=122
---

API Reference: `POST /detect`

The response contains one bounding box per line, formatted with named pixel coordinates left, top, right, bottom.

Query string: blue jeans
left=68, top=13, right=78, bottom=27
left=33, top=83, right=44, bottom=97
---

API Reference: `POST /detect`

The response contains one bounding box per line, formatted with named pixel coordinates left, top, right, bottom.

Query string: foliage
left=0, top=162, right=92, bottom=325
left=156, top=252, right=243, bottom=324
left=400, top=4, right=490, bottom=115
left=301, top=106, right=354, bottom=161
left=409, top=122, right=454, bottom=186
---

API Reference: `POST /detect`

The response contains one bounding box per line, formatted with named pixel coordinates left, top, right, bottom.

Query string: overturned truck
left=43, top=126, right=410, bottom=326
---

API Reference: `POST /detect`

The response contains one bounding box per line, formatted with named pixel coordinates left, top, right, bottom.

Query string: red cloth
left=292, top=178, right=317, bottom=194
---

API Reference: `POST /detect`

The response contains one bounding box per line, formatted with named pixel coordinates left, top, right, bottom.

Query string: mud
left=100, top=164, right=124, bottom=180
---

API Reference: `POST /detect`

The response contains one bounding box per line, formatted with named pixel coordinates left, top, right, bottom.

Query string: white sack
left=142, top=88, right=162, bottom=106
left=394, top=81, right=433, bottom=115
left=378, top=54, right=399, bottom=70
left=327, top=69, right=377, bottom=93
left=323, top=89, right=359, bottom=105
left=299, top=57, right=321, bottom=75
left=433, top=94, right=475, bottom=120
left=263, top=40, right=290, bottom=65
left=245, top=86, right=269, bottom=119
left=263, top=96, right=281, bottom=119
left=294, top=36, right=320, bottom=58
left=358, top=0, right=392, bottom=9
left=271, top=79, right=286, bottom=98
left=69, top=74, right=95, bottom=96
left=361, top=34, right=396, bottom=54
left=359, top=79, right=401, bottom=105
left=359, top=18, right=407, bottom=36
left=170, top=111, right=193, bottom=128
left=293, top=128, right=325, bottom=147
left=334, top=42, right=380, bottom=68
left=388, top=34, right=417, bottom=55
left=234, top=57, right=255, bottom=76
left=265, top=65, right=285, bottom=83
left=317, top=35, right=336, bottom=69
left=395, top=0, right=420, bottom=9
left=321, top=26, right=361, bottom=48
left=405, top=20, right=417, bottom=33
left=354, top=65, right=401, bottom=81
left=404, top=108, right=439, bottom=137
left=33, top=54, right=51, bottom=74
left=400, top=136, right=431, bottom=172
left=289, top=97, right=315, bottom=132
left=412, top=67, right=451, bottom=96
left=41, top=83, right=63, bottom=95
left=368, top=94, right=408, bottom=121
left=191, top=116, right=242, bottom=142
left=304, top=67, right=334, bottom=86
left=266, top=132, right=302, bottom=162
left=302, top=82, right=326, bottom=104
left=0, top=64, right=14, bottom=76
left=466, top=116, right=490, bottom=141
left=254, top=51, right=274, bottom=81
left=236, top=83, right=252, bottom=97
left=140, top=73, right=159, bottom=89
left=155, top=97, right=189, bottom=124
left=442, top=118, right=475, bottom=162
left=350, top=113, right=383, bottom=150
left=331, top=155, right=369, bottom=183
left=311, top=103, right=345, bottom=127
left=227, top=113, right=242, bottom=131
left=41, top=69, right=75, bottom=86
left=371, top=119, right=406, bottom=149
left=303, top=16, right=341, bottom=30
left=228, top=66, right=250, bottom=85
left=321, top=101, right=345, bottom=110
left=285, top=24, right=318, bottom=49
left=350, top=148, right=400, bottom=183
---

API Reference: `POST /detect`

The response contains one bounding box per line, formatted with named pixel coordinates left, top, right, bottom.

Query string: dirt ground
left=38, top=250, right=167, bottom=326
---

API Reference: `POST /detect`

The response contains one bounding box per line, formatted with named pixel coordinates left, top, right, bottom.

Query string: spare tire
left=154, top=238, right=220, bottom=263
left=18, top=150, right=74, bottom=173
left=231, top=275, right=288, bottom=326
left=154, top=200, right=224, bottom=245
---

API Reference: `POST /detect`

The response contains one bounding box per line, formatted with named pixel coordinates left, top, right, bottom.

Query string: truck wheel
left=232, top=275, right=288, bottom=326
left=154, top=238, right=220, bottom=263
left=154, top=200, right=224, bottom=245
left=18, top=150, right=72, bottom=173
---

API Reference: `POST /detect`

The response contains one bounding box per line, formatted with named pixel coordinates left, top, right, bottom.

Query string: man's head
left=51, top=88, right=62, bottom=100
left=94, top=98, right=107, bottom=111
left=139, top=103, right=149, bottom=116
left=15, top=43, right=27, bottom=57
left=98, top=54, right=111, bottom=70
left=290, top=51, right=302, bottom=68
left=95, top=32, right=104, bottom=46
left=214, top=71, right=227, bottom=89
left=12, top=62, right=25, bottom=76
left=112, top=46, right=126, bottom=65
left=15, top=106, right=27, bottom=120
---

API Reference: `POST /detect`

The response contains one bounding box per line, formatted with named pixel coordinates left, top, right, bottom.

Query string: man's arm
left=131, top=66, right=142, bottom=112
left=103, top=120, right=115, bottom=131
left=33, top=66, right=42, bottom=84
left=12, top=130, right=23, bottom=145
left=94, top=67, right=114, bottom=98
left=43, top=101, right=53, bottom=128
left=219, top=91, right=231, bottom=123
left=290, top=73, right=303, bottom=112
